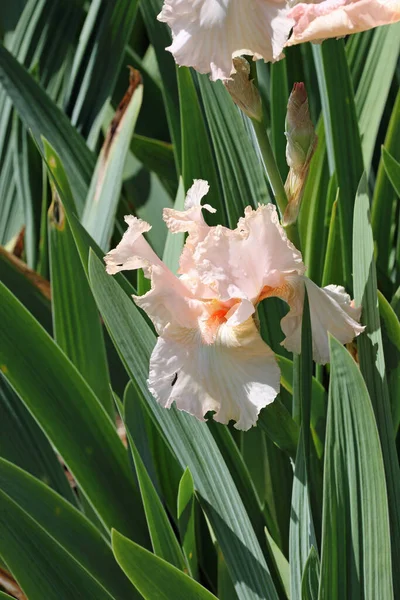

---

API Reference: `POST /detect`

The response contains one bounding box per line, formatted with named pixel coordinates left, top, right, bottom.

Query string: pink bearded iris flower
left=104, top=180, right=364, bottom=430
left=157, top=0, right=293, bottom=81
left=287, top=0, right=400, bottom=46
left=157, top=0, right=400, bottom=82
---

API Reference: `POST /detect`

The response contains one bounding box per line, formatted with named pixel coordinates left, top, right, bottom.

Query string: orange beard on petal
left=258, top=281, right=293, bottom=304
left=200, top=299, right=238, bottom=345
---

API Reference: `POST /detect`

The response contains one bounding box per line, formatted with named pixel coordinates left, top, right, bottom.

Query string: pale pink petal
left=163, top=179, right=215, bottom=234
left=287, top=0, right=400, bottom=46
left=148, top=317, right=280, bottom=430
left=164, top=179, right=217, bottom=297
left=134, top=266, right=205, bottom=334
left=158, top=0, right=294, bottom=81
left=104, top=216, right=160, bottom=276
left=280, top=276, right=365, bottom=364
left=192, top=203, right=305, bottom=303
left=104, top=215, right=204, bottom=335
left=225, top=299, right=255, bottom=326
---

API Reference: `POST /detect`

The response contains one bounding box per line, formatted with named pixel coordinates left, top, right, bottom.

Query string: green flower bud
left=283, top=83, right=317, bottom=226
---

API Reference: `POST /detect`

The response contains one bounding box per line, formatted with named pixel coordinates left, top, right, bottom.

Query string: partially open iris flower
left=158, top=0, right=400, bottom=81
left=105, top=180, right=364, bottom=430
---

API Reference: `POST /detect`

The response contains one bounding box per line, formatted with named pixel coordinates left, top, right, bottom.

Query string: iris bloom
left=105, top=181, right=363, bottom=430
left=157, top=0, right=292, bottom=81
left=158, top=0, right=400, bottom=81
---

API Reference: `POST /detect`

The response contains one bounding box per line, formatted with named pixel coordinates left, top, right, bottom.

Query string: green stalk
left=251, top=117, right=301, bottom=249
left=251, top=117, right=288, bottom=219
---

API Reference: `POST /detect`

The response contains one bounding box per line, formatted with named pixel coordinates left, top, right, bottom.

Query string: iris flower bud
left=224, top=57, right=262, bottom=122
left=283, top=83, right=317, bottom=226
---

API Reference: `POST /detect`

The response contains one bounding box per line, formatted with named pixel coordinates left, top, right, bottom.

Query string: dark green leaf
left=197, top=75, right=269, bottom=226
left=177, top=67, right=224, bottom=221
left=0, top=458, right=137, bottom=600
left=48, top=192, right=113, bottom=416
left=64, top=0, right=139, bottom=144
left=301, top=546, right=319, bottom=600
left=318, top=336, right=392, bottom=599
left=0, top=487, right=118, bottom=600
left=290, top=293, right=318, bottom=600
left=264, top=527, right=290, bottom=600
left=313, top=40, right=363, bottom=288
left=140, top=0, right=181, bottom=168
left=112, top=530, right=218, bottom=600
left=382, top=147, right=400, bottom=197
left=0, top=375, right=75, bottom=505
left=177, top=468, right=198, bottom=579
left=371, top=91, right=400, bottom=276
left=0, top=281, right=148, bottom=545
left=270, top=60, right=289, bottom=181
left=0, top=44, right=94, bottom=212
left=127, top=427, right=188, bottom=572
left=378, top=291, right=400, bottom=432
left=353, top=174, right=400, bottom=597
left=0, top=245, right=52, bottom=332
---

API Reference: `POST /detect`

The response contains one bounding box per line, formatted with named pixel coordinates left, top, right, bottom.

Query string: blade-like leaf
left=0, top=44, right=94, bottom=212
left=82, top=70, right=143, bottom=250
left=301, top=546, right=320, bottom=600
left=355, top=23, right=400, bottom=169
left=196, top=75, right=269, bottom=226
left=127, top=427, right=188, bottom=573
left=0, top=375, right=75, bottom=505
left=313, top=40, right=363, bottom=287
left=0, top=281, right=148, bottom=545
left=178, top=468, right=199, bottom=579
left=382, top=147, right=400, bottom=197
left=140, top=0, right=181, bottom=168
left=290, top=293, right=318, bottom=600
left=112, top=530, right=218, bottom=600
left=177, top=66, right=224, bottom=221
left=318, top=336, right=392, bottom=599
left=353, top=174, right=400, bottom=597
left=378, top=291, right=400, bottom=432
left=264, top=527, right=290, bottom=599
left=371, top=91, right=400, bottom=275
left=0, top=458, right=137, bottom=600
left=0, top=486, right=118, bottom=600
left=48, top=192, right=113, bottom=416
left=270, top=60, right=289, bottom=180
left=0, top=246, right=52, bottom=332
left=64, top=0, right=139, bottom=145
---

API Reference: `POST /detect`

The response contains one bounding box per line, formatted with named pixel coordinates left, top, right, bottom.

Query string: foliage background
left=0, top=1, right=399, bottom=599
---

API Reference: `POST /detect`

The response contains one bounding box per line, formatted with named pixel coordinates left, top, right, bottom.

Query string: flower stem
left=252, top=117, right=301, bottom=249
left=251, top=116, right=288, bottom=218
left=250, top=62, right=301, bottom=249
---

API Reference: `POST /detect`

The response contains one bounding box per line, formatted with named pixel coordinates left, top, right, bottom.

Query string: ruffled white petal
left=192, top=203, right=305, bottom=303
left=286, top=0, right=400, bottom=46
left=158, top=0, right=294, bottom=81
left=164, top=179, right=216, bottom=297
left=134, top=266, right=205, bottom=334
left=104, top=214, right=203, bottom=335
left=104, top=216, right=160, bottom=276
left=163, top=179, right=215, bottom=235
left=148, top=316, right=280, bottom=430
left=280, top=277, right=365, bottom=364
